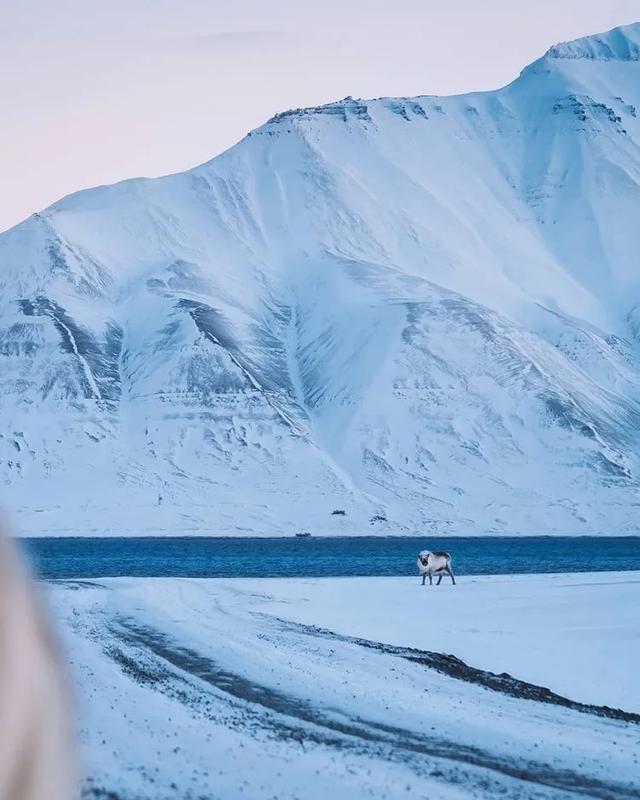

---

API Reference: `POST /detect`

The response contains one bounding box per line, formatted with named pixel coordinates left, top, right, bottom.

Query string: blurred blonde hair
left=0, top=534, right=75, bottom=800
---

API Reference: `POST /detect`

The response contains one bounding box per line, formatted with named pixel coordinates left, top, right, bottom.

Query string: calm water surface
left=18, top=536, right=640, bottom=579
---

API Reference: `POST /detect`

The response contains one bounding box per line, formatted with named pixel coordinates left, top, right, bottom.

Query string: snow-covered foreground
left=254, top=572, right=640, bottom=712
left=47, top=573, right=640, bottom=799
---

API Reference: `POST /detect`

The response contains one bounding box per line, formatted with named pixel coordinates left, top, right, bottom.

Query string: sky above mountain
left=2, top=0, right=640, bottom=233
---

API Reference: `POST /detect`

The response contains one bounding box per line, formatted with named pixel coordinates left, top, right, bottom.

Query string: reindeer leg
left=447, top=566, right=456, bottom=585
left=437, top=574, right=443, bottom=586
left=421, top=574, right=426, bottom=586
left=429, top=573, right=433, bottom=586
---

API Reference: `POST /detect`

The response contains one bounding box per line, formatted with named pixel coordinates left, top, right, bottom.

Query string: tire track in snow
left=104, top=617, right=640, bottom=800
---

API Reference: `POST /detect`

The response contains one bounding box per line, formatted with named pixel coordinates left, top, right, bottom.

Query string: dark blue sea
left=17, top=536, right=640, bottom=579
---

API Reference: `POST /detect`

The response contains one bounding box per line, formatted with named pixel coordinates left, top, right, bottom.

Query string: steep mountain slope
left=3, top=23, right=640, bottom=535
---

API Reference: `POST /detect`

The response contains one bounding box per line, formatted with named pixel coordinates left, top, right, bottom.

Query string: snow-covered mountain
left=3, top=23, right=640, bottom=536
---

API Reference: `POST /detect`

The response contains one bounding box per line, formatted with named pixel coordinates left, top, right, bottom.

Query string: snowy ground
left=46, top=573, right=640, bottom=799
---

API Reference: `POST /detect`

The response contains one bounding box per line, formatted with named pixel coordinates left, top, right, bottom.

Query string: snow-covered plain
left=48, top=573, right=640, bottom=799
left=4, top=24, right=640, bottom=534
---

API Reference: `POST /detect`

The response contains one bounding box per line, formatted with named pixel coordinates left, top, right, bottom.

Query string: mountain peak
left=3, top=21, right=640, bottom=536
left=544, top=22, right=640, bottom=62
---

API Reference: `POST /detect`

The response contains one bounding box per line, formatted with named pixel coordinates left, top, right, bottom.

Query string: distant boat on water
left=295, top=532, right=312, bottom=538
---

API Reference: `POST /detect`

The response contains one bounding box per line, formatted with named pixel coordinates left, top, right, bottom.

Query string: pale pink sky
left=2, top=0, right=640, bottom=232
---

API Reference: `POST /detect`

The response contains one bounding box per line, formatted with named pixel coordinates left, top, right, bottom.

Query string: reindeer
left=417, top=550, right=456, bottom=586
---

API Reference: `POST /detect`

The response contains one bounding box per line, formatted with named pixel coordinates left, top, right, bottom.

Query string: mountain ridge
left=2, top=23, right=640, bottom=535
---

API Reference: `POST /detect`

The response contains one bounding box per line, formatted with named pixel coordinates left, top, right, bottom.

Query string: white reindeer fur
left=417, top=550, right=456, bottom=585
left=417, top=550, right=450, bottom=574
